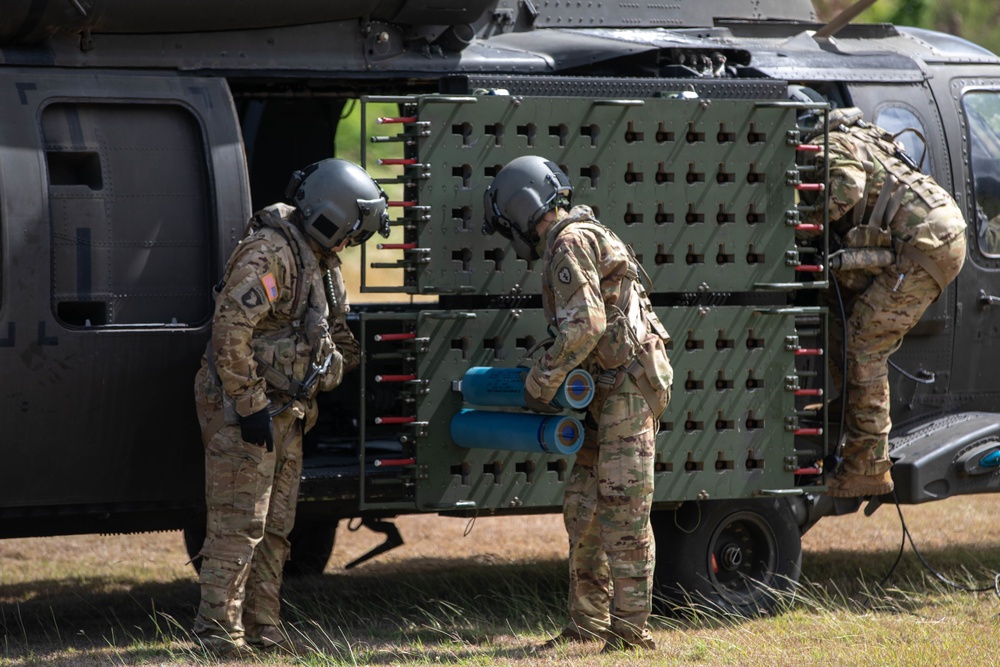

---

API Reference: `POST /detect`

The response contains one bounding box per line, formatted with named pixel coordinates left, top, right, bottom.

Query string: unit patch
left=241, top=286, right=264, bottom=310
left=550, top=252, right=589, bottom=303
left=260, top=272, right=279, bottom=303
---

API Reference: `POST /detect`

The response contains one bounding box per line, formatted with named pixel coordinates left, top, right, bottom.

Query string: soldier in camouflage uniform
left=192, top=158, right=388, bottom=655
left=797, top=102, right=967, bottom=498
left=484, top=156, right=673, bottom=651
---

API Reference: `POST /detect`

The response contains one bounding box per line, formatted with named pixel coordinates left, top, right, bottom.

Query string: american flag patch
left=260, top=272, right=279, bottom=302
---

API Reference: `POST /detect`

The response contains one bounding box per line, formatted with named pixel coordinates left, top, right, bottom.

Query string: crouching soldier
left=794, top=96, right=967, bottom=498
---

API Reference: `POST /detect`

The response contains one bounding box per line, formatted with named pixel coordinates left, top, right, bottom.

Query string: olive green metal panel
left=359, top=92, right=826, bottom=513
left=383, top=95, right=802, bottom=295
left=413, top=308, right=570, bottom=511
left=651, top=306, right=799, bottom=501
left=411, top=305, right=800, bottom=511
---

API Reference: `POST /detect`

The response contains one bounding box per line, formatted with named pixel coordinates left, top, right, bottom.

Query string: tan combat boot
left=602, top=629, right=656, bottom=652
left=825, top=469, right=894, bottom=498
left=196, top=633, right=250, bottom=658
left=538, top=625, right=607, bottom=650
left=246, top=624, right=296, bottom=653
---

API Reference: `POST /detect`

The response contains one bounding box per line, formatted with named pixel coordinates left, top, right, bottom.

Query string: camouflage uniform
left=801, top=109, right=966, bottom=493
left=193, top=203, right=358, bottom=647
left=525, top=205, right=672, bottom=644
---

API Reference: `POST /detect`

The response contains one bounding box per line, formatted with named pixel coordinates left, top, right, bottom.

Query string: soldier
left=795, top=95, right=967, bottom=498
left=484, top=156, right=673, bottom=651
left=192, top=158, right=388, bottom=654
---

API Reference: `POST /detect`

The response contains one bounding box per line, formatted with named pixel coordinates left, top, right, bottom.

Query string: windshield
left=962, top=91, right=1000, bottom=257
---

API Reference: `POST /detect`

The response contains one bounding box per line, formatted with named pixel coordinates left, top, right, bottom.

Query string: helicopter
left=1, top=0, right=1000, bottom=614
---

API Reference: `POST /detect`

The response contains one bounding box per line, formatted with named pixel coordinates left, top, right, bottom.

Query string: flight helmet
left=788, top=84, right=828, bottom=132
left=285, top=158, right=389, bottom=249
left=482, top=155, right=572, bottom=261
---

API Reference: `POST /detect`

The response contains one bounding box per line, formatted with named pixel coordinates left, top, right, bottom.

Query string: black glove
left=239, top=408, right=274, bottom=452
left=523, top=386, right=560, bottom=415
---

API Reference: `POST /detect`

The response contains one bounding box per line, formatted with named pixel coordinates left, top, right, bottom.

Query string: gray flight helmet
left=285, top=158, right=390, bottom=249
left=482, top=155, right=572, bottom=261
left=788, top=84, right=828, bottom=134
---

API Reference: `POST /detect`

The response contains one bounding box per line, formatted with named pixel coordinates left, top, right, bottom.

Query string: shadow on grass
left=1, top=543, right=998, bottom=664
left=0, top=559, right=566, bottom=664
left=804, top=541, right=1000, bottom=591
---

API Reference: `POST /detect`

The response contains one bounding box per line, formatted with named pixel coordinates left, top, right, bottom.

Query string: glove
left=523, top=386, right=560, bottom=415
left=239, top=408, right=274, bottom=452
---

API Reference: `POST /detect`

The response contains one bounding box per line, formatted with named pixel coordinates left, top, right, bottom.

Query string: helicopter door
left=954, top=85, right=1000, bottom=398
left=0, top=68, right=248, bottom=517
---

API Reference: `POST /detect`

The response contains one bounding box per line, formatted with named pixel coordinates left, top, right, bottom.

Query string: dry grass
left=1, top=497, right=1000, bottom=666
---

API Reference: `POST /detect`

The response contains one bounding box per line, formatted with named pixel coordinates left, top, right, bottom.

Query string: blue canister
left=460, top=366, right=594, bottom=410
left=450, top=409, right=584, bottom=455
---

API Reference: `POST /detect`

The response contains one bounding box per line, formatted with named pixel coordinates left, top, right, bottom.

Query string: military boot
left=825, top=469, right=894, bottom=498
left=196, top=633, right=249, bottom=658
left=601, top=629, right=656, bottom=652
left=246, top=624, right=295, bottom=653
left=537, top=625, right=607, bottom=650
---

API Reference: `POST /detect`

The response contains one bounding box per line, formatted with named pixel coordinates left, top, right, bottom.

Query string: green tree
left=814, top=0, right=1000, bottom=55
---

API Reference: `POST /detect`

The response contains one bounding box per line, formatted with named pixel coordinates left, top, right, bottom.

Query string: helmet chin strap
left=512, top=223, right=541, bottom=261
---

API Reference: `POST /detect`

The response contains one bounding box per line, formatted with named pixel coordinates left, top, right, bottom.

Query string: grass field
left=2, top=496, right=1000, bottom=666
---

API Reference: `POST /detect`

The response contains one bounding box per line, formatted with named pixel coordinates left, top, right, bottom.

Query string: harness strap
left=868, top=172, right=898, bottom=232
left=894, top=238, right=948, bottom=295
left=853, top=157, right=875, bottom=228
left=252, top=354, right=302, bottom=396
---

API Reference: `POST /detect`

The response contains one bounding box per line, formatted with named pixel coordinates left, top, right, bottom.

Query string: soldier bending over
left=796, top=97, right=966, bottom=498
left=484, top=156, right=673, bottom=651
left=192, top=159, right=388, bottom=654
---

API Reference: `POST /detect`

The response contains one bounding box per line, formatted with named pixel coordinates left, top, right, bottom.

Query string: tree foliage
left=814, top=0, right=1000, bottom=56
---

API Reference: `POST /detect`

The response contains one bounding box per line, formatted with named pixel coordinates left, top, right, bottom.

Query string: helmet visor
left=347, top=197, right=389, bottom=245
left=312, top=213, right=343, bottom=246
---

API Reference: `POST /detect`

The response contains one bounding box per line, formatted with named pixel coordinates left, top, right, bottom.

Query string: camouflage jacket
left=525, top=205, right=672, bottom=403
left=801, top=107, right=966, bottom=250
left=209, top=203, right=358, bottom=419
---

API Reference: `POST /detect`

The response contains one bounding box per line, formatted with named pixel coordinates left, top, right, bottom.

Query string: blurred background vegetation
left=815, top=0, right=1000, bottom=55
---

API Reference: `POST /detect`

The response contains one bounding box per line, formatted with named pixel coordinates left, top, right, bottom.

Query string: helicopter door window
left=42, top=103, right=213, bottom=327
left=962, top=91, right=1000, bottom=257
left=873, top=105, right=932, bottom=174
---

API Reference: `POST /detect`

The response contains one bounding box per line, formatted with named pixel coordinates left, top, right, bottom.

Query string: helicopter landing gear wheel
left=652, top=498, right=802, bottom=616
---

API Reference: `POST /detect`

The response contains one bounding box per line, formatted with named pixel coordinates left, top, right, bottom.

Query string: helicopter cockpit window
left=42, top=103, right=213, bottom=327
left=962, top=91, right=1000, bottom=257
left=873, top=106, right=932, bottom=174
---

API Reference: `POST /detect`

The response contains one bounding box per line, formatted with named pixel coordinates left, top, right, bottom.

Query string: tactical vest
left=824, top=109, right=960, bottom=292
left=254, top=206, right=338, bottom=403
left=829, top=109, right=953, bottom=240
left=216, top=205, right=338, bottom=405
left=548, top=213, right=673, bottom=416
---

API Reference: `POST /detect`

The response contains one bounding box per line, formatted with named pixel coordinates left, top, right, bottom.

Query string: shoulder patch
left=240, top=284, right=266, bottom=310
left=260, top=272, right=279, bottom=303
left=550, top=251, right=590, bottom=304
left=227, top=272, right=272, bottom=319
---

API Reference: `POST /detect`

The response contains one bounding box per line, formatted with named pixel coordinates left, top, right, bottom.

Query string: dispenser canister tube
left=450, top=409, right=584, bottom=455
left=460, top=366, right=594, bottom=410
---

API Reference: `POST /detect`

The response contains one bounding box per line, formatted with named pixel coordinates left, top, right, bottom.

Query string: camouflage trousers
left=830, top=233, right=966, bottom=475
left=562, top=375, right=656, bottom=638
left=192, top=366, right=304, bottom=642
